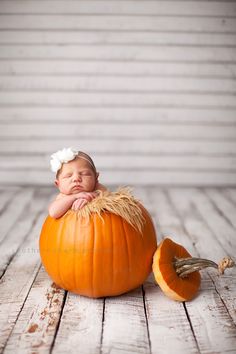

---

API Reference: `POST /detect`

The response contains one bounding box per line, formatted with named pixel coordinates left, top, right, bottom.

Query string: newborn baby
left=48, top=148, right=107, bottom=218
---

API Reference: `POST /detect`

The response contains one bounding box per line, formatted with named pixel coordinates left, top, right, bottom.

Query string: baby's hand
left=72, top=191, right=98, bottom=210
left=71, top=198, right=88, bottom=210
left=74, top=191, right=98, bottom=201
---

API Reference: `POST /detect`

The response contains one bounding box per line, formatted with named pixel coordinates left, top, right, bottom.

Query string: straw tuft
left=67, top=187, right=145, bottom=233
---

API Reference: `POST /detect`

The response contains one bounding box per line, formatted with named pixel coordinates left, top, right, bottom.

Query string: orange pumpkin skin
left=152, top=238, right=201, bottom=301
left=39, top=206, right=157, bottom=298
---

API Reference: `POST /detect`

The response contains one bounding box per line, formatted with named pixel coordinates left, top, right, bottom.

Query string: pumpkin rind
left=39, top=205, right=157, bottom=298
left=152, top=238, right=201, bottom=301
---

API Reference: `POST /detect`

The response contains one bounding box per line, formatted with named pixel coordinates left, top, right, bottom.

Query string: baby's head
left=50, top=148, right=99, bottom=195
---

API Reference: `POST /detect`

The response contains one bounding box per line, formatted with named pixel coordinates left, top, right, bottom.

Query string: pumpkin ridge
left=110, top=213, right=114, bottom=294
left=57, top=216, right=66, bottom=289
left=91, top=214, right=95, bottom=298
left=72, top=214, right=77, bottom=290
left=121, top=217, right=131, bottom=287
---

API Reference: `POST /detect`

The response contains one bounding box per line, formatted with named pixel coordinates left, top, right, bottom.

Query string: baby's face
left=55, top=158, right=98, bottom=195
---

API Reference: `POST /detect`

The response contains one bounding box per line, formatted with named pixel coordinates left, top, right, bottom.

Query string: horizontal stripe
left=1, top=1, right=236, bottom=17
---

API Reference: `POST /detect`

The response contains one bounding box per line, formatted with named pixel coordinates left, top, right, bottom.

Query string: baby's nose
left=73, top=173, right=82, bottom=181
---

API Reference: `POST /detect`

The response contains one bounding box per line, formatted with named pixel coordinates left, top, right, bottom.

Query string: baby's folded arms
left=48, top=191, right=98, bottom=218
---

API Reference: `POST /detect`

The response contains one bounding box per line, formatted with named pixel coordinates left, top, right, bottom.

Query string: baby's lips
left=72, top=185, right=82, bottom=190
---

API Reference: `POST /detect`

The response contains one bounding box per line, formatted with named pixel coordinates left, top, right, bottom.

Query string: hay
left=67, top=187, right=145, bottom=233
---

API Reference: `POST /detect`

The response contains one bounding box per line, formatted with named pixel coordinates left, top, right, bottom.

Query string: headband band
left=50, top=147, right=96, bottom=174
left=77, top=151, right=97, bottom=173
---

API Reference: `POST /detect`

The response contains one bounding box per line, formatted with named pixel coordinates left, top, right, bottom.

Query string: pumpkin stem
left=173, top=256, right=235, bottom=278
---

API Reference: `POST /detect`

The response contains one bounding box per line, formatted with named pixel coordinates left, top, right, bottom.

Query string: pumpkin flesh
left=152, top=238, right=201, bottom=301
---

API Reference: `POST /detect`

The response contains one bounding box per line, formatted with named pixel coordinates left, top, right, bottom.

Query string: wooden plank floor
left=0, top=186, right=236, bottom=354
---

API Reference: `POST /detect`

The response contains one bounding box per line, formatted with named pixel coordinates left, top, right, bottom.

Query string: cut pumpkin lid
left=152, top=238, right=235, bottom=302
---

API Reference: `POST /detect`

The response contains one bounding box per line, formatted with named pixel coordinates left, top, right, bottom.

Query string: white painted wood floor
left=0, top=186, right=236, bottom=354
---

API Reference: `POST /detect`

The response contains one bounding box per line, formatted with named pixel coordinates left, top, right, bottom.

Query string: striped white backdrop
left=0, top=0, right=236, bottom=186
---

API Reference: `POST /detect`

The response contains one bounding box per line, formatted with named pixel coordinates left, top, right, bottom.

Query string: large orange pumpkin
left=39, top=189, right=157, bottom=298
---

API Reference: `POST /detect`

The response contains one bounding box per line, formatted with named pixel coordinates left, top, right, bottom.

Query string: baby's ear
left=96, top=172, right=99, bottom=180
left=54, top=179, right=59, bottom=187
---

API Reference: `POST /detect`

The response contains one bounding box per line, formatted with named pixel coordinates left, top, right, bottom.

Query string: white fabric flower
left=50, top=147, right=78, bottom=173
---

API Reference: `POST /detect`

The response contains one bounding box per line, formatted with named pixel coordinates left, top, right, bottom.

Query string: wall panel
left=0, top=0, right=235, bottom=186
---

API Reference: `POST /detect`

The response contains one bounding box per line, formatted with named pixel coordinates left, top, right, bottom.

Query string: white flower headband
left=50, top=147, right=96, bottom=174
left=50, top=147, right=78, bottom=173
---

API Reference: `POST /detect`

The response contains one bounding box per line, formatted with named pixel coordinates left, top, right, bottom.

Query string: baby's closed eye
left=63, top=173, right=72, bottom=178
left=80, top=170, right=93, bottom=176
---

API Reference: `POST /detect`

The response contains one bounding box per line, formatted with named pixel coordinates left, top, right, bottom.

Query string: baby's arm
left=48, top=192, right=96, bottom=218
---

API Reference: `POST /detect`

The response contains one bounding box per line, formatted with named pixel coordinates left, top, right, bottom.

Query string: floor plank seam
left=141, top=285, right=152, bottom=354
left=183, top=302, right=201, bottom=354
left=99, top=298, right=106, bottom=354
left=49, top=290, right=68, bottom=354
